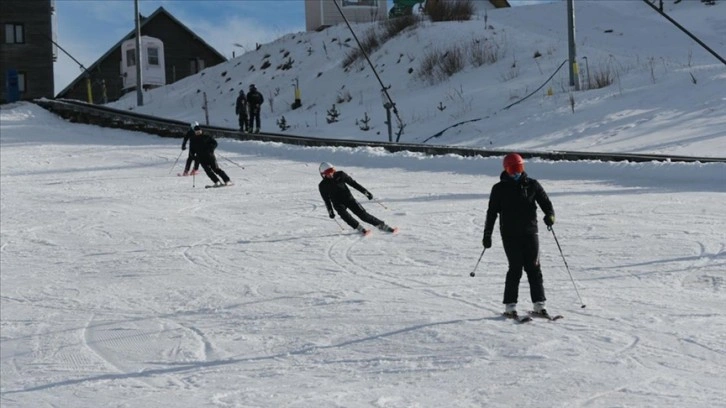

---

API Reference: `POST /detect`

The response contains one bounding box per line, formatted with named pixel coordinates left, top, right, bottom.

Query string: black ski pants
left=198, top=154, right=230, bottom=184
left=334, top=200, right=383, bottom=230
left=248, top=105, right=261, bottom=131
left=184, top=151, right=199, bottom=173
left=501, top=233, right=546, bottom=305
left=238, top=112, right=248, bottom=131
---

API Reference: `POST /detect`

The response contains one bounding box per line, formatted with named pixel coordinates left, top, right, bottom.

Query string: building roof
left=56, top=6, right=227, bottom=98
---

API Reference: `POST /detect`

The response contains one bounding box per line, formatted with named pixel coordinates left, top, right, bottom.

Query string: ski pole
left=548, top=225, right=586, bottom=308
left=217, top=153, right=245, bottom=170
left=333, top=218, right=346, bottom=232
left=469, top=248, right=486, bottom=277
left=375, top=200, right=390, bottom=210
left=168, top=150, right=183, bottom=174
left=192, top=170, right=196, bottom=188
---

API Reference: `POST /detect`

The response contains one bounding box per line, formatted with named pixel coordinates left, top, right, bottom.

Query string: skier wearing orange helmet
left=318, top=162, right=396, bottom=235
left=482, top=153, right=556, bottom=320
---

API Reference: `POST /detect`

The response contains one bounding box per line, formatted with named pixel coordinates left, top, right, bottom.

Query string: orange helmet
left=503, top=153, right=524, bottom=175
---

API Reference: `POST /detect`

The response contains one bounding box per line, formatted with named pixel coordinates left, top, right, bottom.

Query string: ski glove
left=181, top=145, right=187, bottom=151
left=364, top=191, right=373, bottom=200
left=328, top=209, right=335, bottom=219
left=543, top=214, right=555, bottom=226
left=482, top=231, right=492, bottom=248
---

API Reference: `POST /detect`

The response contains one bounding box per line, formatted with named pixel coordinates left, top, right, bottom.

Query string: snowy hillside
left=110, top=0, right=725, bottom=157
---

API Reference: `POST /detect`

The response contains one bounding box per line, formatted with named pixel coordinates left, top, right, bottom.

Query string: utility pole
left=134, top=0, right=143, bottom=106
left=567, top=0, right=580, bottom=90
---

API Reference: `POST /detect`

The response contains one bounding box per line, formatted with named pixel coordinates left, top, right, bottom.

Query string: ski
left=503, top=312, right=532, bottom=323
left=205, top=183, right=233, bottom=189
left=528, top=311, right=564, bottom=321
left=377, top=226, right=399, bottom=234
left=361, top=229, right=372, bottom=237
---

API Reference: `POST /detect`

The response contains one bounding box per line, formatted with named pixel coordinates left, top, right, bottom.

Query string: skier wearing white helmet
left=318, top=162, right=396, bottom=235
left=187, top=121, right=232, bottom=187
left=179, top=121, right=201, bottom=176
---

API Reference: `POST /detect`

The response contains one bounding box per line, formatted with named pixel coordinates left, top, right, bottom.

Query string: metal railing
left=33, top=98, right=725, bottom=164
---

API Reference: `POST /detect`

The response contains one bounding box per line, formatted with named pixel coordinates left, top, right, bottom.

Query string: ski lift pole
left=332, top=0, right=405, bottom=141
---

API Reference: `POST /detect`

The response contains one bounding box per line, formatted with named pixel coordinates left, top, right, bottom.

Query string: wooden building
left=56, top=7, right=226, bottom=104
left=0, top=0, right=56, bottom=103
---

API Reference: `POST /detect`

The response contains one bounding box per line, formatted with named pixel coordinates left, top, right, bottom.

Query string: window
left=126, top=49, right=136, bottom=67
left=342, top=0, right=378, bottom=6
left=189, top=58, right=205, bottom=74
left=4, top=23, right=24, bottom=44
left=17, top=72, right=26, bottom=93
left=147, top=47, right=159, bottom=65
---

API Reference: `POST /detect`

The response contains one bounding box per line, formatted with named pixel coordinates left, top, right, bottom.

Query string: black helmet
left=249, top=84, right=256, bottom=90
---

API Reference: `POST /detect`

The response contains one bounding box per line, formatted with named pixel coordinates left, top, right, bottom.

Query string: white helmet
left=319, top=162, right=335, bottom=178
left=190, top=121, right=200, bottom=131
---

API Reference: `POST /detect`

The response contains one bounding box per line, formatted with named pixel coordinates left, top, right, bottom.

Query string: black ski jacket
left=181, top=129, right=194, bottom=150
left=189, top=133, right=217, bottom=161
left=247, top=90, right=264, bottom=109
left=318, top=171, right=370, bottom=211
left=484, top=171, right=554, bottom=236
left=235, top=94, right=247, bottom=115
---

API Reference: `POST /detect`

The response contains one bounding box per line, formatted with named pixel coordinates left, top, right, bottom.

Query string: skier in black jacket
left=188, top=122, right=231, bottom=187
left=235, top=90, right=248, bottom=132
left=180, top=123, right=200, bottom=176
left=482, top=153, right=555, bottom=319
left=246, top=84, right=264, bottom=133
left=318, top=162, right=396, bottom=235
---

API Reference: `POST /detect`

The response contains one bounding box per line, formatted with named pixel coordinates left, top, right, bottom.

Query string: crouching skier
left=318, top=162, right=397, bottom=235
left=189, top=121, right=232, bottom=188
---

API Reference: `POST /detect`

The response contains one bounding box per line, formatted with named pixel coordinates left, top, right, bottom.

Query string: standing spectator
left=246, top=84, right=264, bottom=133
left=180, top=122, right=200, bottom=176
left=235, top=89, right=248, bottom=132
left=318, top=162, right=397, bottom=235
left=188, top=121, right=232, bottom=187
left=482, top=153, right=555, bottom=320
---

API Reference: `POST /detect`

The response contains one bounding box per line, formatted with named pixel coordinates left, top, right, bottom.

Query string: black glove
left=328, top=209, right=335, bottom=219
left=364, top=191, right=373, bottom=200
left=482, top=231, right=492, bottom=248
left=181, top=145, right=187, bottom=151
left=543, top=214, right=555, bottom=226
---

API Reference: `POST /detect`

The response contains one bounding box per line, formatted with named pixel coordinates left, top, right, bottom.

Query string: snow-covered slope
left=2, top=101, right=725, bottom=408
left=110, top=0, right=725, bottom=157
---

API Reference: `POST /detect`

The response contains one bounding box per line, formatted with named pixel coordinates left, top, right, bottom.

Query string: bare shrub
left=591, top=63, right=614, bottom=89
left=416, top=44, right=465, bottom=84
left=381, top=15, right=419, bottom=41
left=440, top=46, right=465, bottom=77
left=470, top=38, right=501, bottom=67
left=342, top=28, right=380, bottom=69
left=336, top=89, right=353, bottom=104
left=500, top=60, right=520, bottom=82
left=427, top=0, right=475, bottom=22
left=417, top=48, right=443, bottom=84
